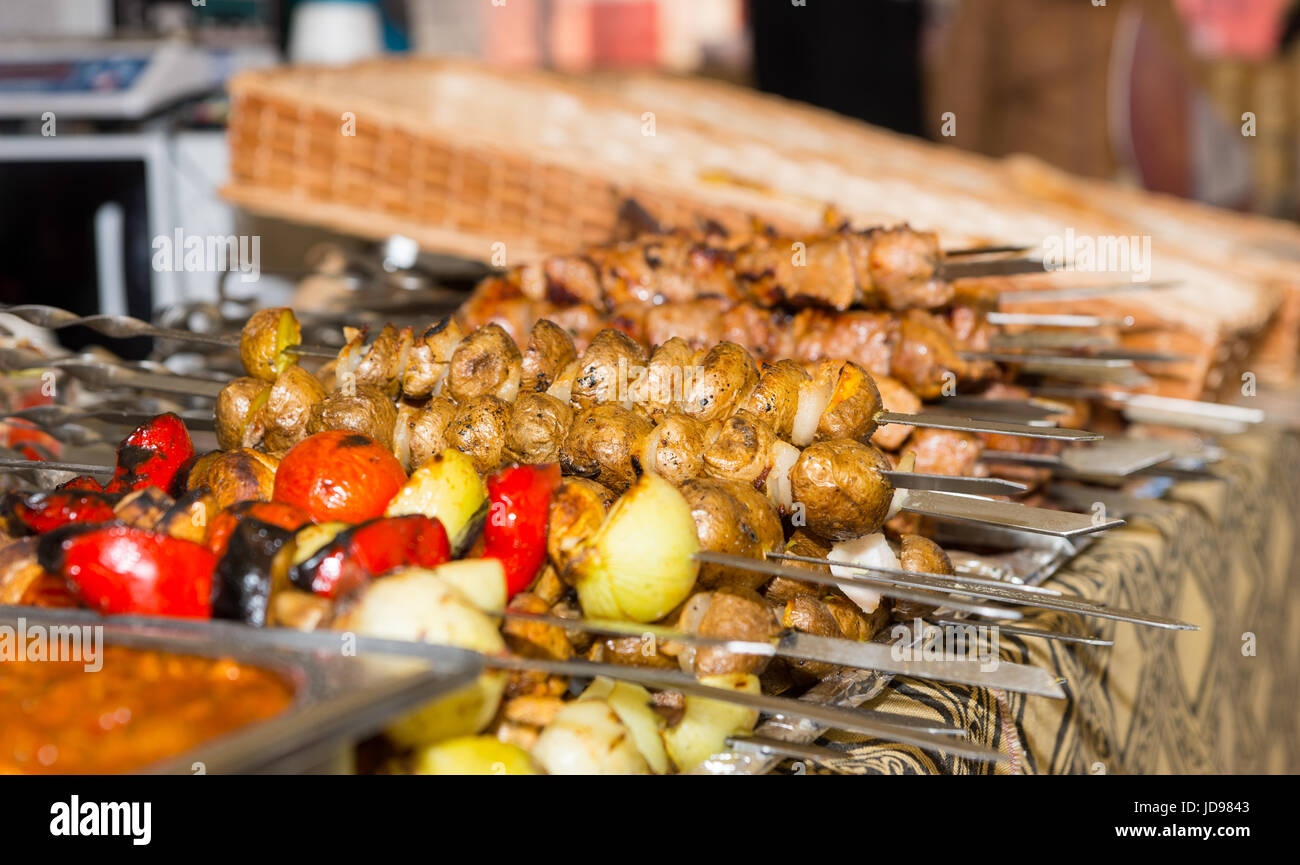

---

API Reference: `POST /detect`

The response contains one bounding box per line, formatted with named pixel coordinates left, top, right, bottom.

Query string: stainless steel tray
left=0, top=607, right=481, bottom=775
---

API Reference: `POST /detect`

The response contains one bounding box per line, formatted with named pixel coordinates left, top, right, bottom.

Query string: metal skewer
left=497, top=610, right=1064, bottom=698
left=739, top=552, right=1198, bottom=631
left=0, top=304, right=337, bottom=359
left=925, top=617, right=1114, bottom=647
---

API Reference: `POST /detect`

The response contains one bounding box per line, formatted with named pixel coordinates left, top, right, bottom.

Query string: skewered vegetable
left=272, top=430, right=407, bottom=523
left=38, top=525, right=215, bottom=618
left=568, top=473, right=700, bottom=622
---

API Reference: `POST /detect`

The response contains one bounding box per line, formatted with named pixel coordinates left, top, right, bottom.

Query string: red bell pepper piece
left=292, top=514, right=451, bottom=599
left=483, top=463, right=562, bottom=599
left=105, top=413, right=195, bottom=497
left=9, top=490, right=119, bottom=534
left=57, top=475, right=105, bottom=492
left=206, top=501, right=313, bottom=558
left=48, top=525, right=215, bottom=618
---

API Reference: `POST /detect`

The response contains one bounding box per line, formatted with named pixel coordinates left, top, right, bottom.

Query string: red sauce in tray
left=0, top=646, right=294, bottom=774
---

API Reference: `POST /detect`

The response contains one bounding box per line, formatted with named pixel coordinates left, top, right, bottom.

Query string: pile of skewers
left=0, top=272, right=1207, bottom=773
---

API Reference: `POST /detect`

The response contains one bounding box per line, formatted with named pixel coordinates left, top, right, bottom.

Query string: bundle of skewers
left=0, top=252, right=1221, bottom=774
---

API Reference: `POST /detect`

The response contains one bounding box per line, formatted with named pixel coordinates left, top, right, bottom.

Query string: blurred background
left=2, top=0, right=1299, bottom=329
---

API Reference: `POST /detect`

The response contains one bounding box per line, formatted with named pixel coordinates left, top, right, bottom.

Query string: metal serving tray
left=0, top=607, right=481, bottom=775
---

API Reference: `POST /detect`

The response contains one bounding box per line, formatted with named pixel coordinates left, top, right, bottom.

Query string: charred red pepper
left=38, top=525, right=215, bottom=618
left=206, top=501, right=313, bottom=559
left=484, top=463, right=562, bottom=599
left=57, top=475, right=106, bottom=492
left=291, top=514, right=451, bottom=599
left=7, top=489, right=120, bottom=534
left=105, top=413, right=195, bottom=497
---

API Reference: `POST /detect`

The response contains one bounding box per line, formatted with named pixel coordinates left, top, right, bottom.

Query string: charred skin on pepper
left=290, top=514, right=451, bottom=599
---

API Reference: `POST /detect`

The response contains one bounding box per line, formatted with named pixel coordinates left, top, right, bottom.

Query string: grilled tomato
left=272, top=431, right=406, bottom=523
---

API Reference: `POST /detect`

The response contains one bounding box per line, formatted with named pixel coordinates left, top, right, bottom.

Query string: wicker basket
left=224, top=58, right=811, bottom=264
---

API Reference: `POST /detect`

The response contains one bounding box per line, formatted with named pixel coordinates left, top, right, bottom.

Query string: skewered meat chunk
left=446, top=322, right=522, bottom=404
left=866, top=226, right=951, bottom=310
left=308, top=385, right=398, bottom=450
left=505, top=393, right=573, bottom=464
left=520, top=319, right=578, bottom=393
left=891, top=309, right=968, bottom=398
left=679, top=478, right=783, bottom=591
left=519, top=254, right=603, bottom=307
left=785, top=309, right=899, bottom=379
left=735, top=233, right=860, bottom=309
left=560, top=404, right=654, bottom=493
left=905, top=427, right=983, bottom=478
left=870, top=374, right=920, bottom=450
left=641, top=298, right=729, bottom=348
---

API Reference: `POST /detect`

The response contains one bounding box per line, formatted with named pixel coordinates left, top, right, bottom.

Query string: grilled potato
left=891, top=534, right=954, bottom=621
left=521, top=318, right=578, bottom=393
left=215, top=377, right=270, bottom=451
left=632, top=336, right=695, bottom=416
left=679, top=478, right=783, bottom=591
left=264, top=364, right=328, bottom=452
left=691, top=588, right=779, bottom=676
left=571, top=328, right=647, bottom=409
left=547, top=478, right=613, bottom=575
left=402, top=318, right=463, bottom=399
left=790, top=439, right=893, bottom=541
left=701, top=409, right=778, bottom=486
left=640, top=412, right=705, bottom=486
left=505, top=392, right=573, bottom=464
left=447, top=323, right=522, bottom=404
left=198, top=448, right=280, bottom=509
left=814, top=360, right=882, bottom=443
left=743, top=359, right=810, bottom=440
left=681, top=342, right=758, bottom=424
left=404, top=396, right=457, bottom=470
left=239, top=307, right=301, bottom=381
left=307, top=385, right=398, bottom=450
left=561, top=404, right=654, bottom=493
left=446, top=394, right=511, bottom=473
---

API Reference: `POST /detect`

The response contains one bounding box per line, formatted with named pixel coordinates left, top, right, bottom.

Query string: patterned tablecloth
left=821, top=430, right=1300, bottom=774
